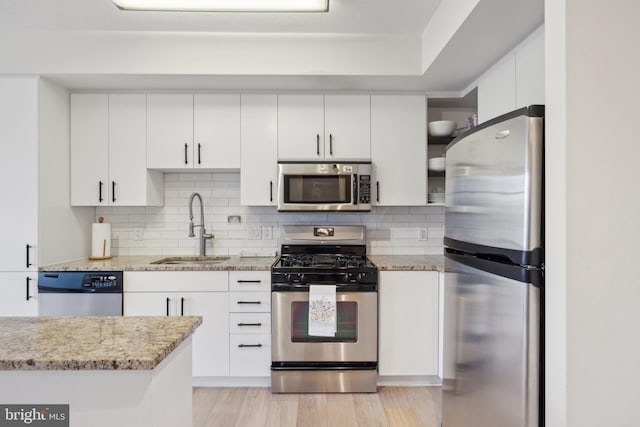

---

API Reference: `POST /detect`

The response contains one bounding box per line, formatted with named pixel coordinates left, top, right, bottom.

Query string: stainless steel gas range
left=271, top=225, right=378, bottom=393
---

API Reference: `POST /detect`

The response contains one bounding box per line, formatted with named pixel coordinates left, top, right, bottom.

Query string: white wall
left=96, top=172, right=445, bottom=257
left=546, top=1, right=640, bottom=426
left=38, top=78, right=94, bottom=265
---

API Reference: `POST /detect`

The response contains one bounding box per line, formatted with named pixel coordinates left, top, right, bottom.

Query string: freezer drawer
left=442, top=255, right=541, bottom=427
left=444, top=107, right=543, bottom=263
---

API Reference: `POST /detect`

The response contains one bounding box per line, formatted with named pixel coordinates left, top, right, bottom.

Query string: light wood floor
left=193, top=386, right=442, bottom=427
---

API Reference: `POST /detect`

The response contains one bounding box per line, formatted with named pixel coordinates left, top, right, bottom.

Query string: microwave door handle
left=353, top=174, right=358, bottom=205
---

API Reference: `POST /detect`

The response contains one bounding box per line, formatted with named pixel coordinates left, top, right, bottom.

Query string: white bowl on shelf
left=428, top=120, right=457, bottom=137
left=428, top=193, right=445, bottom=203
left=428, top=157, right=446, bottom=171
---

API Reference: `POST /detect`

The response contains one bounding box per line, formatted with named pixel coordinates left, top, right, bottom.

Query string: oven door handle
left=271, top=283, right=377, bottom=292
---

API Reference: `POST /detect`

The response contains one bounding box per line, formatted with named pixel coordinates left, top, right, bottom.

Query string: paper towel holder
left=88, top=216, right=113, bottom=261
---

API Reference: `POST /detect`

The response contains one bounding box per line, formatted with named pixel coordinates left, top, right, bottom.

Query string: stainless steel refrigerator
left=442, top=106, right=544, bottom=427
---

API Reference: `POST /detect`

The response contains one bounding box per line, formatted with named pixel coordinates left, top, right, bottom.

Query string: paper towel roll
left=91, top=220, right=111, bottom=258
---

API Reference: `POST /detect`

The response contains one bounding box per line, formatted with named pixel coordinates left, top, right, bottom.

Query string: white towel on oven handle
left=308, top=284, right=337, bottom=337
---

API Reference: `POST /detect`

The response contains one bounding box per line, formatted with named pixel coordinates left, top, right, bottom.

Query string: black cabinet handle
left=237, top=301, right=262, bottom=305
left=270, top=181, right=273, bottom=202
left=99, top=181, right=104, bottom=203
left=237, top=280, right=262, bottom=284
left=26, top=277, right=32, bottom=301
left=26, top=244, right=32, bottom=268
left=197, top=143, right=202, bottom=165
left=237, top=323, right=263, bottom=327
left=166, top=297, right=170, bottom=316
left=376, top=181, right=380, bottom=203
left=181, top=297, right=185, bottom=316
left=112, top=181, right=116, bottom=203
left=329, top=134, right=333, bottom=155
left=184, top=143, right=188, bottom=165
left=316, top=134, right=320, bottom=156
left=238, top=344, right=263, bottom=348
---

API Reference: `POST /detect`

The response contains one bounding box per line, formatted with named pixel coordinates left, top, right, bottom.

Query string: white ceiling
left=0, top=0, right=441, bottom=35
left=0, top=0, right=544, bottom=93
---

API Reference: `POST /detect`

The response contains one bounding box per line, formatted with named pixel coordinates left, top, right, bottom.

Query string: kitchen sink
left=151, top=256, right=230, bottom=265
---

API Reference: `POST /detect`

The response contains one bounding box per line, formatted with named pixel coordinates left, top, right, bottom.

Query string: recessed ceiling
left=0, top=0, right=442, bottom=35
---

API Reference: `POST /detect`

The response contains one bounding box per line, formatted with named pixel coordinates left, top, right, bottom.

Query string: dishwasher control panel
left=83, top=274, right=121, bottom=290
left=39, top=271, right=123, bottom=293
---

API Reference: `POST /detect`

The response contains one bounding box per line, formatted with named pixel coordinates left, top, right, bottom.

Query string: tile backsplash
left=96, top=172, right=444, bottom=257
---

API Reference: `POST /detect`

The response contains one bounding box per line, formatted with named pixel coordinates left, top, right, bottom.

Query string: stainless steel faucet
left=188, top=192, right=214, bottom=256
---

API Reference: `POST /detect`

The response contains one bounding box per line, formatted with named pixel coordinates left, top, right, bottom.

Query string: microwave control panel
left=358, top=175, right=371, bottom=204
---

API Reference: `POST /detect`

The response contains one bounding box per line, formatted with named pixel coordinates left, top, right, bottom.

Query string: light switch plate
left=262, top=226, right=273, bottom=240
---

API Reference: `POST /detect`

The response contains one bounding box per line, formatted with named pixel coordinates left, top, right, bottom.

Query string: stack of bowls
left=428, top=120, right=457, bottom=137
left=428, top=193, right=445, bottom=203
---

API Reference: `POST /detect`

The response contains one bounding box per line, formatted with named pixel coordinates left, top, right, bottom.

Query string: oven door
left=272, top=290, right=377, bottom=362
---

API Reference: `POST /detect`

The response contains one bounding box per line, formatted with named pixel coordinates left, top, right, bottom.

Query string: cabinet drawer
left=124, top=271, right=228, bottom=292
left=229, top=313, right=271, bottom=334
left=229, top=271, right=270, bottom=292
left=229, top=333, right=271, bottom=377
left=229, top=291, right=271, bottom=313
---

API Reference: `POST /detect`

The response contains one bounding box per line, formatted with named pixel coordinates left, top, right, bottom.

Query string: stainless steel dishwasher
left=38, top=271, right=123, bottom=316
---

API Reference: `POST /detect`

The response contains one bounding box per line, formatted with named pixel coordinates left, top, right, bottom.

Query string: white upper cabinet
left=71, top=93, right=163, bottom=206
left=278, top=94, right=371, bottom=160
left=194, top=94, right=240, bottom=169
left=478, top=26, right=544, bottom=123
left=277, top=94, right=324, bottom=160
left=147, top=93, right=194, bottom=169
left=240, top=94, right=278, bottom=206
left=147, top=93, right=240, bottom=169
left=0, top=77, right=38, bottom=272
left=324, top=95, right=370, bottom=160
left=70, top=94, right=109, bottom=206
left=371, top=95, right=427, bottom=206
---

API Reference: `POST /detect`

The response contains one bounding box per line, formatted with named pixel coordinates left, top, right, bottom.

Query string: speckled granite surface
left=0, top=316, right=201, bottom=371
left=40, top=255, right=278, bottom=272
left=368, top=255, right=445, bottom=271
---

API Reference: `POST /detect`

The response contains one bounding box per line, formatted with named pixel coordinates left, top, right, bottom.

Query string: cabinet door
left=194, top=94, right=240, bottom=169
left=147, top=93, right=193, bottom=169
left=378, top=271, right=439, bottom=376
left=70, top=93, right=109, bottom=206
left=324, top=95, right=371, bottom=159
left=277, top=94, right=324, bottom=160
left=0, top=77, right=38, bottom=271
left=240, top=95, right=278, bottom=206
left=181, top=292, right=230, bottom=377
left=124, top=292, right=176, bottom=316
left=478, top=53, right=516, bottom=123
left=229, top=333, right=271, bottom=376
left=371, top=95, right=427, bottom=206
left=109, top=94, right=150, bottom=206
left=0, top=273, right=38, bottom=316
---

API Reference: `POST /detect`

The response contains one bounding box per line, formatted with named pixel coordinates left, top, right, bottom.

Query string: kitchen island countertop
left=39, top=255, right=277, bottom=272
left=0, top=316, right=201, bottom=370
left=368, top=254, right=444, bottom=271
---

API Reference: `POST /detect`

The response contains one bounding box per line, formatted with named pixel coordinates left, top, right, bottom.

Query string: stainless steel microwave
left=277, top=162, right=372, bottom=212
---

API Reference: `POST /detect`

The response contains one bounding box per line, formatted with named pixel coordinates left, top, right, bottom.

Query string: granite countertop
left=40, top=255, right=278, bottom=272
left=368, top=254, right=445, bottom=271
left=0, top=316, right=201, bottom=371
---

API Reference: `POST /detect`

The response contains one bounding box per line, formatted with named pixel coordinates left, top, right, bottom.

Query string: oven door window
left=291, top=301, right=357, bottom=342
left=283, top=175, right=351, bottom=204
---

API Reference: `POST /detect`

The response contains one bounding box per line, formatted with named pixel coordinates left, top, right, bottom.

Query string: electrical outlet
left=134, top=227, right=144, bottom=241
left=262, top=226, right=273, bottom=240
left=248, top=226, right=261, bottom=240
left=418, top=228, right=428, bottom=241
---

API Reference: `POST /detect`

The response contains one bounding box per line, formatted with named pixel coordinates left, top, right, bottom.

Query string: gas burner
left=278, top=254, right=370, bottom=269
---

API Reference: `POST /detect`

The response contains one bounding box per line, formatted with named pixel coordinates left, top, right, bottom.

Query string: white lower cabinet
left=0, top=272, right=38, bottom=316
left=123, top=270, right=272, bottom=380
left=228, top=271, right=271, bottom=377
left=378, top=271, right=439, bottom=377
left=123, top=271, right=229, bottom=377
